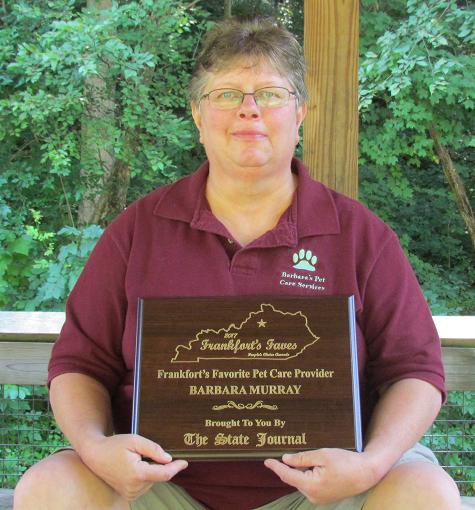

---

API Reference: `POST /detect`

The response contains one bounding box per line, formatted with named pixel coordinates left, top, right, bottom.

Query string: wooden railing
left=0, top=311, right=64, bottom=385
left=0, top=312, right=474, bottom=390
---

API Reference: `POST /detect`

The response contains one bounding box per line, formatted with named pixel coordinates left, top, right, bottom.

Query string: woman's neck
left=205, top=166, right=298, bottom=246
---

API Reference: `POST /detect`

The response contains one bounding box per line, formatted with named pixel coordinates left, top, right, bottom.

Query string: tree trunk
left=429, top=125, right=475, bottom=252
left=224, top=0, right=232, bottom=18
left=78, top=72, right=117, bottom=225
left=77, top=0, right=130, bottom=226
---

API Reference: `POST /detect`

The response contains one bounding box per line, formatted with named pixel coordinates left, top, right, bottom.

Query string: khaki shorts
left=130, top=443, right=438, bottom=510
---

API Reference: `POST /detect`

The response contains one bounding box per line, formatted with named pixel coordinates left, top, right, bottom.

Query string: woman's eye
left=220, top=90, right=238, bottom=99
left=257, top=90, right=275, bottom=100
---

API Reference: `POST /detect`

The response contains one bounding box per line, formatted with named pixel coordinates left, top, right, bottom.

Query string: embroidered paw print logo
left=292, top=249, right=317, bottom=272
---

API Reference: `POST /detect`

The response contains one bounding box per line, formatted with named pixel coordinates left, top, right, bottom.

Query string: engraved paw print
left=292, top=249, right=317, bottom=272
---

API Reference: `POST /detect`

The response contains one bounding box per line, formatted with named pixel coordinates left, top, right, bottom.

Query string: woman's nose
left=238, top=93, right=260, bottom=119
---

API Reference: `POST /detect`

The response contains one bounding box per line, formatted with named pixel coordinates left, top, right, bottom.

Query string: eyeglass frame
left=199, top=86, right=297, bottom=110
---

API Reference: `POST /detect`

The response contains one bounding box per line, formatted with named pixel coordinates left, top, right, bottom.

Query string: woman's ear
left=297, top=102, right=308, bottom=128
left=191, top=102, right=201, bottom=129
left=295, top=103, right=307, bottom=144
left=191, top=102, right=204, bottom=144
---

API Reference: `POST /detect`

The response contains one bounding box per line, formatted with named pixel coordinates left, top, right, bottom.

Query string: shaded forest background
left=0, top=0, right=474, bottom=314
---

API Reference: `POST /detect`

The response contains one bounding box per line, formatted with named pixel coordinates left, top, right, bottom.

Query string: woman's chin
left=231, top=152, right=272, bottom=170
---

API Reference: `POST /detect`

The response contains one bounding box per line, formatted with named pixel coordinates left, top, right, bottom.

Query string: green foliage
left=0, top=207, right=54, bottom=310
left=422, top=391, right=475, bottom=496
left=0, top=384, right=69, bottom=488
left=0, top=202, right=102, bottom=310
left=202, top=0, right=303, bottom=41
left=359, top=0, right=475, bottom=314
left=0, top=0, right=210, bottom=309
left=0, top=0, right=209, bottom=226
left=30, top=224, right=103, bottom=310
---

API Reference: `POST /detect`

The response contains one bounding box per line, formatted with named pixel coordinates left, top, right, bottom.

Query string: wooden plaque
left=132, top=295, right=362, bottom=459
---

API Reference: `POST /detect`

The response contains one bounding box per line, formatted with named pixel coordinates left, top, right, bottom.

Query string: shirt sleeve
left=358, top=231, right=446, bottom=402
left=48, top=222, right=129, bottom=396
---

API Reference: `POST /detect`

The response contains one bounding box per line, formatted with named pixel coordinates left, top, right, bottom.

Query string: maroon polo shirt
left=48, top=158, right=445, bottom=510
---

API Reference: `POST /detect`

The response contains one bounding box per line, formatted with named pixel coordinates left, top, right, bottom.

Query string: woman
left=14, top=17, right=460, bottom=510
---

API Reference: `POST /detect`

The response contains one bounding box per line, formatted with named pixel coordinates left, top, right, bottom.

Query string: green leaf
left=8, top=237, right=33, bottom=256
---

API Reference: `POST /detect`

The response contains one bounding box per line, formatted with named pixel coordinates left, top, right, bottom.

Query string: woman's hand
left=265, top=448, right=377, bottom=505
left=81, top=433, right=188, bottom=501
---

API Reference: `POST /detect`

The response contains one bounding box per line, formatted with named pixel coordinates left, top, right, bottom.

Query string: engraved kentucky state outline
left=171, top=303, right=319, bottom=363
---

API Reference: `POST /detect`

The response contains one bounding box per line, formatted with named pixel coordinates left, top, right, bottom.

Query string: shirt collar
left=153, top=161, right=210, bottom=224
left=291, top=158, right=341, bottom=237
left=153, top=158, right=340, bottom=239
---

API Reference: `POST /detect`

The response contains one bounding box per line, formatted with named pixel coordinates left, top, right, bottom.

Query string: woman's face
left=191, top=60, right=307, bottom=178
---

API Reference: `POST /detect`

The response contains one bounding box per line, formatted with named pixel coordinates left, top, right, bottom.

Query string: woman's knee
left=14, top=450, right=129, bottom=510
left=364, top=462, right=461, bottom=510
left=14, top=452, right=66, bottom=507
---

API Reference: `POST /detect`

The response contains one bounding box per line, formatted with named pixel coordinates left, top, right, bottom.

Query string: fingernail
left=164, top=452, right=172, bottom=461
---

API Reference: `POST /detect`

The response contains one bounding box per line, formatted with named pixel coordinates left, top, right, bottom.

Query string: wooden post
left=303, top=0, right=359, bottom=199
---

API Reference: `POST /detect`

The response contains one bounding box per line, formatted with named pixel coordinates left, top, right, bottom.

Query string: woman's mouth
left=232, top=130, right=267, bottom=140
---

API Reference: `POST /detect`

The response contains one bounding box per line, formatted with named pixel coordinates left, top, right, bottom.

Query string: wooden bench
left=0, top=312, right=474, bottom=509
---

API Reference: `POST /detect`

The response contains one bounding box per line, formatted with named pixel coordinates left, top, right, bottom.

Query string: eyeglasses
left=200, top=87, right=296, bottom=110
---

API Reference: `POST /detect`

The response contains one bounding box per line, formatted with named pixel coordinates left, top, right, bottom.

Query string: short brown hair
left=189, top=17, right=308, bottom=106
